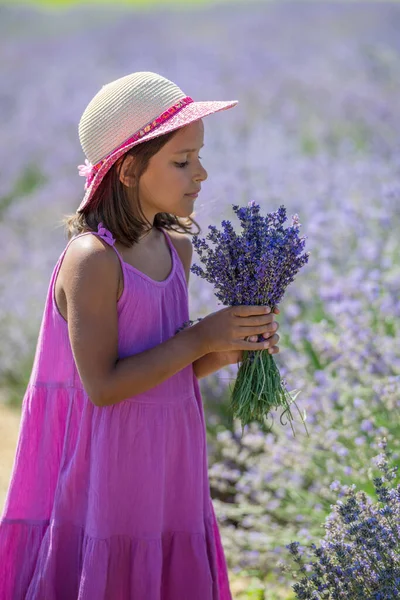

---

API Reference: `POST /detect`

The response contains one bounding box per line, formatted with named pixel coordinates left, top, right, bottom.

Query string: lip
left=185, top=192, right=200, bottom=198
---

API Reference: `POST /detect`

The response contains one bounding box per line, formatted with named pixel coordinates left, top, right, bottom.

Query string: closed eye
left=175, top=156, right=203, bottom=168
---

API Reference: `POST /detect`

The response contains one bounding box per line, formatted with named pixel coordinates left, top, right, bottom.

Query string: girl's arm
left=193, top=351, right=231, bottom=379
left=61, top=236, right=208, bottom=408
left=173, top=233, right=231, bottom=380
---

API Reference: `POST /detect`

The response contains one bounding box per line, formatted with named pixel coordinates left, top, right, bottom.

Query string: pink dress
left=0, top=223, right=232, bottom=600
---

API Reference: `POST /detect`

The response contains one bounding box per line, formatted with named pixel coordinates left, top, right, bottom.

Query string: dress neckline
left=120, top=227, right=176, bottom=287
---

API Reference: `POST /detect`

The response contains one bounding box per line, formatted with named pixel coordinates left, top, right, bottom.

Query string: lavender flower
left=191, top=202, right=309, bottom=435
left=286, top=437, right=400, bottom=599
left=174, top=317, right=204, bottom=335
left=191, top=203, right=309, bottom=311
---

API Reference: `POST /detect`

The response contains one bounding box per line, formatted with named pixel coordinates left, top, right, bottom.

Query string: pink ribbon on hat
left=78, top=159, right=97, bottom=191
left=77, top=97, right=194, bottom=197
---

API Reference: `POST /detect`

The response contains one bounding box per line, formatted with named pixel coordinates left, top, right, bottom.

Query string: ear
left=118, top=154, right=135, bottom=187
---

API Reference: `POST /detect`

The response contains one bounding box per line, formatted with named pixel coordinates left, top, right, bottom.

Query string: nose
left=195, top=163, right=208, bottom=183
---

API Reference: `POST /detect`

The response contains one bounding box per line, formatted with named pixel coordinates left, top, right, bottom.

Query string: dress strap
left=159, top=227, right=187, bottom=288
left=96, top=222, right=116, bottom=247
left=92, top=222, right=126, bottom=269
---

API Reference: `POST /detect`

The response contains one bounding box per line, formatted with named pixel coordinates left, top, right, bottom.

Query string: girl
left=0, top=71, right=280, bottom=600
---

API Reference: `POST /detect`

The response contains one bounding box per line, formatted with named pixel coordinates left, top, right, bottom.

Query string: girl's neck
left=137, top=226, right=160, bottom=246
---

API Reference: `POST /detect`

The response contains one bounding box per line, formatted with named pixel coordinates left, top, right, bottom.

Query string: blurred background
left=1, top=0, right=400, bottom=598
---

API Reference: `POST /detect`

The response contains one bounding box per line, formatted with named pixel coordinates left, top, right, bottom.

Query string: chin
left=174, top=207, right=195, bottom=219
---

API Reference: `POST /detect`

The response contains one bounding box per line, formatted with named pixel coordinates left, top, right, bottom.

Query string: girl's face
left=120, top=119, right=208, bottom=226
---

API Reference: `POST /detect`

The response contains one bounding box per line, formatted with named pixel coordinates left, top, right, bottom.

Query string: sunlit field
left=1, top=2, right=400, bottom=597
left=0, top=0, right=242, bottom=6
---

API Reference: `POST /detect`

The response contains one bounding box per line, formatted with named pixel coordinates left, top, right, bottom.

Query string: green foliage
left=0, top=165, right=45, bottom=218
left=2, top=355, right=34, bottom=407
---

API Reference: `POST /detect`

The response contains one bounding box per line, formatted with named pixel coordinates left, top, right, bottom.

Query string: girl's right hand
left=194, top=305, right=279, bottom=354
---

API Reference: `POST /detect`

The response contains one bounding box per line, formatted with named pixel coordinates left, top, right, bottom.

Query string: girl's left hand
left=218, top=307, right=280, bottom=365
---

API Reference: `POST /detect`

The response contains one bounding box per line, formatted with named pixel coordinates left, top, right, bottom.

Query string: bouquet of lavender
left=190, top=202, right=310, bottom=435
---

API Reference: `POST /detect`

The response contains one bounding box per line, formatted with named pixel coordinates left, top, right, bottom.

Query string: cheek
left=140, top=165, right=188, bottom=201
left=139, top=169, right=169, bottom=197
left=167, top=167, right=190, bottom=191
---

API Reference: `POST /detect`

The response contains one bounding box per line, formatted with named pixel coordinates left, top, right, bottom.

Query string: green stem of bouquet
left=229, top=350, right=309, bottom=438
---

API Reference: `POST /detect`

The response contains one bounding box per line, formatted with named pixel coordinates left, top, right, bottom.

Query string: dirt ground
left=0, top=402, right=21, bottom=514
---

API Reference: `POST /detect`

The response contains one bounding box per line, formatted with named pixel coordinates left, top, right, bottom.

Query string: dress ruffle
left=0, top=382, right=232, bottom=599
left=0, top=515, right=225, bottom=599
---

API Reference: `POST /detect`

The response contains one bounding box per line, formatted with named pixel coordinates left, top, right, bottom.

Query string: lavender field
left=1, top=2, right=400, bottom=597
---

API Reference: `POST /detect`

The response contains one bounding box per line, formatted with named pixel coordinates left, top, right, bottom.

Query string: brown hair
left=63, top=129, right=201, bottom=246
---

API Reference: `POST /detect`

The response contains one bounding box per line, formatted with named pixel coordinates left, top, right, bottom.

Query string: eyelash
left=175, top=156, right=203, bottom=168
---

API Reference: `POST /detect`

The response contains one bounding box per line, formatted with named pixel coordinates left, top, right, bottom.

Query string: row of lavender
left=1, top=3, right=399, bottom=595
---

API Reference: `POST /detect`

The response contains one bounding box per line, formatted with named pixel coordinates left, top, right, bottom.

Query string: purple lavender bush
left=285, top=437, right=400, bottom=599
left=190, top=202, right=309, bottom=435
left=1, top=3, right=400, bottom=594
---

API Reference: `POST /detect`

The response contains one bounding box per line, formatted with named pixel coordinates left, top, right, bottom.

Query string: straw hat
left=77, top=71, right=238, bottom=212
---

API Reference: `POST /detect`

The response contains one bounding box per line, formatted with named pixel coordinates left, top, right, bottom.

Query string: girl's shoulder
left=63, top=232, right=120, bottom=273
left=55, top=232, right=122, bottom=322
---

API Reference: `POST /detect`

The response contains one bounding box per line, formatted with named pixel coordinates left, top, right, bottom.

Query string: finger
left=244, top=335, right=261, bottom=343
left=262, top=323, right=279, bottom=338
left=268, top=346, right=280, bottom=355
left=265, top=333, right=280, bottom=346
left=237, top=315, right=275, bottom=332
left=244, top=322, right=278, bottom=336
left=234, top=305, right=271, bottom=317
left=273, top=307, right=280, bottom=314
left=240, top=338, right=270, bottom=350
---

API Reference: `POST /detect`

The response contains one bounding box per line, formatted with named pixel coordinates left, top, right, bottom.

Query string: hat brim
left=77, top=99, right=238, bottom=213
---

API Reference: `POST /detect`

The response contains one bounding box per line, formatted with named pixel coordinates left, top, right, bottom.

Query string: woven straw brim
left=77, top=99, right=237, bottom=212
